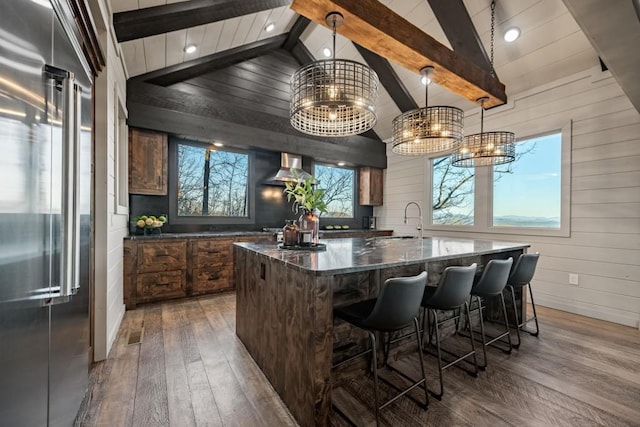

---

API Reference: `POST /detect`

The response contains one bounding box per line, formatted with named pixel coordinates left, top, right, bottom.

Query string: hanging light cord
left=490, top=0, right=496, bottom=77
left=331, top=15, right=337, bottom=61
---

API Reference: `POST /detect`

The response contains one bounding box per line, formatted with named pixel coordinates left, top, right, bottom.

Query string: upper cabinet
left=129, top=128, right=168, bottom=195
left=359, top=167, right=383, bottom=206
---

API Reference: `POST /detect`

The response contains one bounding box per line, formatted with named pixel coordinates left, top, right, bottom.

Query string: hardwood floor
left=77, top=293, right=640, bottom=427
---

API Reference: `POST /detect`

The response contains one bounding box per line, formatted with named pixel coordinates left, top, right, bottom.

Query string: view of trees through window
left=431, top=132, right=561, bottom=229
left=314, top=164, right=354, bottom=218
left=177, top=144, right=249, bottom=217
left=432, top=156, right=475, bottom=225
left=493, top=133, right=561, bottom=228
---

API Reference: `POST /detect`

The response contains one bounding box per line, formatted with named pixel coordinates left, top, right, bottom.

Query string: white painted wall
left=89, top=0, right=129, bottom=361
left=376, top=66, right=640, bottom=328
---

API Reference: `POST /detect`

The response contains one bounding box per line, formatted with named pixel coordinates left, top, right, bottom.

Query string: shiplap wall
left=376, top=66, right=640, bottom=328
left=92, top=0, right=129, bottom=360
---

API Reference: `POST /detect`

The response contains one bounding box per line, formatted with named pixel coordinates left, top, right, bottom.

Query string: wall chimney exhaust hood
left=271, top=153, right=312, bottom=182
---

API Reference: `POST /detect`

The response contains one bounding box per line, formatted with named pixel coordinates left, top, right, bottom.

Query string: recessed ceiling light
left=337, top=161, right=346, bottom=166
left=213, top=142, right=224, bottom=147
left=184, top=44, right=197, bottom=54
left=323, top=47, right=332, bottom=58
left=504, top=27, right=521, bottom=42
left=265, top=22, right=275, bottom=32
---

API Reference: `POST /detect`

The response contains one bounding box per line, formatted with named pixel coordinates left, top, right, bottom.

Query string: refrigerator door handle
left=71, top=83, right=82, bottom=293
left=59, top=68, right=77, bottom=298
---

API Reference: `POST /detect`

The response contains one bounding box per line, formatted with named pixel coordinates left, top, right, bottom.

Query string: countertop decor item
left=284, top=174, right=327, bottom=245
left=133, top=214, right=167, bottom=234
left=290, top=11, right=378, bottom=137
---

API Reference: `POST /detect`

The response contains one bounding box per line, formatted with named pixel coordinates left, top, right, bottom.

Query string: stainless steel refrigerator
left=0, top=0, right=93, bottom=425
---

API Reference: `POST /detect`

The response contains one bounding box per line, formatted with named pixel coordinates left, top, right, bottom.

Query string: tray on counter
left=278, top=243, right=327, bottom=251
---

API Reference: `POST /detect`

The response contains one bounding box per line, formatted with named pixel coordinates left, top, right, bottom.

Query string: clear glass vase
left=298, top=209, right=320, bottom=245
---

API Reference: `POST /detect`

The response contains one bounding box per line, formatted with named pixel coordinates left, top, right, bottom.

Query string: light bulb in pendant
left=329, top=109, right=337, bottom=121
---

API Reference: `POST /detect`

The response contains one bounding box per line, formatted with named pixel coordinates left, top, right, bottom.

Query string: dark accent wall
left=127, top=48, right=383, bottom=233
left=130, top=147, right=373, bottom=233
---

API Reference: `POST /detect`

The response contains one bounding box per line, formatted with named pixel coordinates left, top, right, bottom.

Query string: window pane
left=493, top=133, right=561, bottom=228
left=431, top=155, right=474, bottom=225
left=177, top=144, right=249, bottom=217
left=315, top=164, right=354, bottom=218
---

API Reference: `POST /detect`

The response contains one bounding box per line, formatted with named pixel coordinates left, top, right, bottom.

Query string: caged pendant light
left=391, top=66, right=464, bottom=155
left=451, top=0, right=515, bottom=167
left=290, top=12, right=379, bottom=137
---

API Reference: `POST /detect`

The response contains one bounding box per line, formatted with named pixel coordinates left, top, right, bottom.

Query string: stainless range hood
left=271, top=153, right=312, bottom=182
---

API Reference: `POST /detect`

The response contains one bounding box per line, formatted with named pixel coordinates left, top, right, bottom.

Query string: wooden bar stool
left=334, top=271, right=429, bottom=426
left=421, top=264, right=478, bottom=400
left=467, top=258, right=514, bottom=369
left=506, top=253, right=541, bottom=348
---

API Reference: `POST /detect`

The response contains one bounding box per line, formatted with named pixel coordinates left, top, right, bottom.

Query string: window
left=493, top=133, right=561, bottom=228
left=314, top=164, right=355, bottom=218
left=114, top=95, right=128, bottom=214
left=176, top=143, right=249, bottom=217
left=431, top=155, right=474, bottom=225
left=428, top=124, right=570, bottom=236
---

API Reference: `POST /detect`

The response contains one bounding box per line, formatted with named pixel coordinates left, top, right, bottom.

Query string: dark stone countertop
left=234, top=236, right=530, bottom=276
left=124, top=229, right=393, bottom=241
left=125, top=231, right=275, bottom=241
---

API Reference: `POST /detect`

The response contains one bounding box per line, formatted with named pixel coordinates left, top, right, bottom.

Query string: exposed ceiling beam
left=354, top=43, right=418, bottom=113
left=114, top=0, right=291, bottom=42
left=291, top=0, right=507, bottom=107
left=282, top=15, right=311, bottom=51
left=562, top=0, right=640, bottom=113
left=133, top=34, right=288, bottom=86
left=290, top=40, right=315, bottom=65
left=427, top=0, right=494, bottom=75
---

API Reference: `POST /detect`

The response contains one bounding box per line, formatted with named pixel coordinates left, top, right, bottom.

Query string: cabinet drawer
left=193, top=239, right=232, bottom=268
left=192, top=268, right=232, bottom=293
left=138, top=241, right=186, bottom=273
left=137, top=270, right=186, bottom=302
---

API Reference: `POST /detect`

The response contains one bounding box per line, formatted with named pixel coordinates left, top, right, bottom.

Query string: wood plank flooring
left=77, top=293, right=640, bottom=427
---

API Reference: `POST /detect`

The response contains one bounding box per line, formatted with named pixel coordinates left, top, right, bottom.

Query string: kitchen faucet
left=403, top=201, right=423, bottom=239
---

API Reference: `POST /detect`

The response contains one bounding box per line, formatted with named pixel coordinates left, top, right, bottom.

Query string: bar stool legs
left=507, top=283, right=540, bottom=348
left=423, top=302, right=478, bottom=400
left=470, top=293, right=513, bottom=370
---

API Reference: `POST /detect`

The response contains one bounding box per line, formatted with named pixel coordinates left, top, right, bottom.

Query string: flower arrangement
left=283, top=173, right=328, bottom=214
left=134, top=214, right=167, bottom=230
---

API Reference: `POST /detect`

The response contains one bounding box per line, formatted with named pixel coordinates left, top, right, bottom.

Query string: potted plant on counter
left=283, top=172, right=327, bottom=245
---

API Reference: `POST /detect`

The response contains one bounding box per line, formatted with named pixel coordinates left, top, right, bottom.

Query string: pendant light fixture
left=290, top=12, right=379, bottom=137
left=391, top=66, right=464, bottom=155
left=451, top=0, right=515, bottom=167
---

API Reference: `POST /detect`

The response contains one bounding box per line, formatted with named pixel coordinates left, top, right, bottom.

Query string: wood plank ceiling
left=112, top=0, right=599, bottom=141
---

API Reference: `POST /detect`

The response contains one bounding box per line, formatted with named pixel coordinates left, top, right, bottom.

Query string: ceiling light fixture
left=322, top=47, right=332, bottom=58
left=290, top=12, right=379, bottom=137
left=265, top=22, right=275, bottom=32
left=391, top=66, right=464, bottom=155
left=337, top=161, right=346, bottom=166
left=213, top=142, right=224, bottom=147
left=184, top=44, right=197, bottom=54
left=452, top=0, right=515, bottom=167
left=504, top=26, right=520, bottom=42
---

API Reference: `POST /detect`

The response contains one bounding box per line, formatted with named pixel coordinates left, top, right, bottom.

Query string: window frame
left=113, top=93, right=128, bottom=215
left=312, top=162, right=356, bottom=219
left=168, top=137, right=255, bottom=225
left=426, top=123, right=571, bottom=237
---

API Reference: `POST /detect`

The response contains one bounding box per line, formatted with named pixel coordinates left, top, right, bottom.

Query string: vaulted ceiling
left=111, top=0, right=601, bottom=141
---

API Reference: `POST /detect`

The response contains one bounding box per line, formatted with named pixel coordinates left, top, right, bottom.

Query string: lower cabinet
left=123, top=235, right=271, bottom=309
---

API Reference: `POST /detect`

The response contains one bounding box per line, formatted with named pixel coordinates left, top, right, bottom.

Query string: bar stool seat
left=334, top=271, right=429, bottom=426
left=421, top=263, right=478, bottom=400
left=467, top=258, right=513, bottom=369
left=506, top=253, right=541, bottom=348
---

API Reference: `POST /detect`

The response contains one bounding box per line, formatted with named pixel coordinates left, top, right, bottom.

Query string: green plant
left=283, top=172, right=328, bottom=214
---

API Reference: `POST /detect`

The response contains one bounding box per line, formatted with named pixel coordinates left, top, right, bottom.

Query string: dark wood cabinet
left=359, top=167, right=383, bottom=206
left=124, top=235, right=272, bottom=309
left=128, top=128, right=168, bottom=195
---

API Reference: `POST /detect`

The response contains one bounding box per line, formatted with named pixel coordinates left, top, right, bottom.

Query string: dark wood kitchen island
left=234, top=237, right=529, bottom=426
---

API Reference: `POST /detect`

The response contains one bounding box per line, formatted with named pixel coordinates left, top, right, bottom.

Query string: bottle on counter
left=283, top=220, right=299, bottom=246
